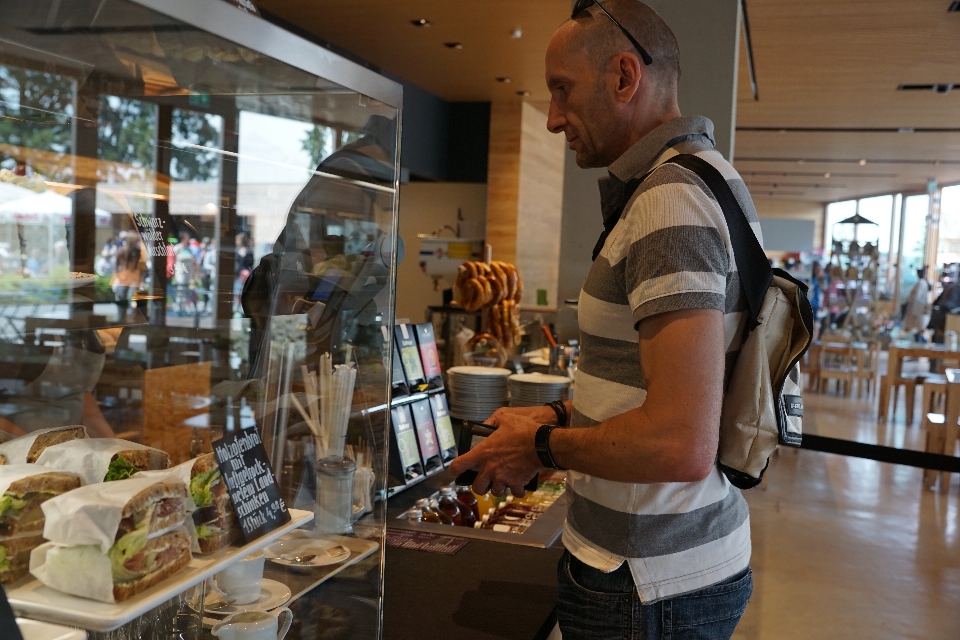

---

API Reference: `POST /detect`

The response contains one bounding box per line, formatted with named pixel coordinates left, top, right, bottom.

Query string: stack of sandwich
left=31, top=476, right=192, bottom=602
left=0, top=464, right=80, bottom=584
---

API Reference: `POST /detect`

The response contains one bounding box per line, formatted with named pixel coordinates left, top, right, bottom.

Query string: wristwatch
left=544, top=400, right=568, bottom=427
left=535, top=425, right=566, bottom=470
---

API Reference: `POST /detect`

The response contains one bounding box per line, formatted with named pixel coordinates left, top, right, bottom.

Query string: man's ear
left=614, top=52, right=642, bottom=104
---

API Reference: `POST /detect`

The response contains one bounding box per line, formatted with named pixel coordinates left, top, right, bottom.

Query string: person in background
left=173, top=231, right=197, bottom=314
left=809, top=262, right=825, bottom=340
left=903, top=266, right=931, bottom=342
left=111, top=244, right=141, bottom=321
left=200, top=237, right=216, bottom=314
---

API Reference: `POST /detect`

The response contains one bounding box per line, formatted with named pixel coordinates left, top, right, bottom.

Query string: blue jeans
left=557, top=551, right=752, bottom=640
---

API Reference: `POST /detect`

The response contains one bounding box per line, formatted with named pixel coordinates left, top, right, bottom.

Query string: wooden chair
left=852, top=342, right=880, bottom=398
left=924, top=370, right=960, bottom=493
left=918, top=373, right=947, bottom=417
left=819, top=344, right=853, bottom=395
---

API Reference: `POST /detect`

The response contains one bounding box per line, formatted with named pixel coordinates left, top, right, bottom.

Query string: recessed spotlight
left=511, top=28, right=523, bottom=39
left=858, top=159, right=867, bottom=166
left=778, top=129, right=786, bottom=134
left=411, top=18, right=432, bottom=27
left=824, top=172, right=831, bottom=178
left=496, top=77, right=512, bottom=83
left=797, top=159, right=805, bottom=165
left=516, top=90, right=531, bottom=97
left=444, top=42, right=463, bottom=49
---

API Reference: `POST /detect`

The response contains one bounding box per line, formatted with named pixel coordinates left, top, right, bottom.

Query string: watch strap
left=535, top=425, right=566, bottom=470
left=544, top=400, right=568, bottom=427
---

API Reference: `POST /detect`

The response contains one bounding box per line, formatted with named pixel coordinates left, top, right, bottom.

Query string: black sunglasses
left=572, top=0, right=654, bottom=66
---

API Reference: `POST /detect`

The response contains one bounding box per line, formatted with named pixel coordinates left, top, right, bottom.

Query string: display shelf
left=6, top=509, right=314, bottom=632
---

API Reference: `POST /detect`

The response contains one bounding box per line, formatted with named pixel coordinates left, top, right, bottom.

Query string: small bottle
left=406, top=508, right=424, bottom=522
left=456, top=485, right=481, bottom=520
left=437, top=487, right=464, bottom=526
left=430, top=498, right=454, bottom=525
left=416, top=498, right=442, bottom=523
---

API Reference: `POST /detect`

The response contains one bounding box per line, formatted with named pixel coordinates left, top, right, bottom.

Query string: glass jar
left=315, top=456, right=356, bottom=535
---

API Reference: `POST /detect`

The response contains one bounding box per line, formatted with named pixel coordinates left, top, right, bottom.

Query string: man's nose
left=546, top=100, right=566, bottom=134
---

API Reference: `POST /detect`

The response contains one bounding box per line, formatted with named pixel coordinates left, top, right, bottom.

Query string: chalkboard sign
left=0, top=586, right=22, bottom=640
left=213, top=427, right=291, bottom=541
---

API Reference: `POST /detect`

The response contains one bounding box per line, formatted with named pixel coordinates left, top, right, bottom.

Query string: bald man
left=450, top=2, right=756, bottom=637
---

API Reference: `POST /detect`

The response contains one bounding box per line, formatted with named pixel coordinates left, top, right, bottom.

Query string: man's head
left=546, top=0, right=681, bottom=168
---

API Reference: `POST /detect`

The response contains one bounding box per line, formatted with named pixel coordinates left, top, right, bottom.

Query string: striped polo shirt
left=564, top=116, right=761, bottom=603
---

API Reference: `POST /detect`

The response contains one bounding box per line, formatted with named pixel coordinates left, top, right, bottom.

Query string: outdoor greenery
left=301, top=124, right=336, bottom=168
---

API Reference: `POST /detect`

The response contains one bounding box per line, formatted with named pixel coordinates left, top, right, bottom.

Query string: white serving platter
left=5, top=508, right=314, bottom=632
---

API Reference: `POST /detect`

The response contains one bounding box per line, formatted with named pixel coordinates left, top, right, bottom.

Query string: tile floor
left=734, top=368, right=960, bottom=639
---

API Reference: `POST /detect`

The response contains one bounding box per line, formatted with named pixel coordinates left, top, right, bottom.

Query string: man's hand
left=448, top=407, right=547, bottom=497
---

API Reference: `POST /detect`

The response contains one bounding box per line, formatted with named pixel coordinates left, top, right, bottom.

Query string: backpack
left=611, top=153, right=814, bottom=489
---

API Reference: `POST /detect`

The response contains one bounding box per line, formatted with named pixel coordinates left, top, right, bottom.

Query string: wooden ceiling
left=258, top=0, right=960, bottom=202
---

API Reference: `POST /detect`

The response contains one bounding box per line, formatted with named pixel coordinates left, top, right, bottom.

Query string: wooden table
left=936, top=369, right=960, bottom=492
left=878, top=341, right=960, bottom=422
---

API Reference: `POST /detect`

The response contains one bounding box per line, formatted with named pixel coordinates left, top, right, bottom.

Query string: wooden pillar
left=485, top=101, right=566, bottom=309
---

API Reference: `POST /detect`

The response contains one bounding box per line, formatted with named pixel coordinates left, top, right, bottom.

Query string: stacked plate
left=447, top=366, right=511, bottom=422
left=508, top=373, right=571, bottom=407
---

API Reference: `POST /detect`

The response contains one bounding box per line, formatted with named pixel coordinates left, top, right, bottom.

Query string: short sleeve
left=608, top=166, right=730, bottom=326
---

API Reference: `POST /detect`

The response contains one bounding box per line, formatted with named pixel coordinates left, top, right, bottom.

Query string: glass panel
left=0, top=1, right=399, bottom=637
left=937, top=184, right=960, bottom=269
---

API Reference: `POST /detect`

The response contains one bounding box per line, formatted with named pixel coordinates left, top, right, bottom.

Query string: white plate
left=16, top=619, right=86, bottom=640
left=509, top=373, right=571, bottom=385
left=265, top=538, right=351, bottom=570
left=448, top=366, right=513, bottom=377
left=202, top=578, right=291, bottom=615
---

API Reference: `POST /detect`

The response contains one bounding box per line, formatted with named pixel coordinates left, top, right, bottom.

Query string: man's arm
left=449, top=308, right=725, bottom=495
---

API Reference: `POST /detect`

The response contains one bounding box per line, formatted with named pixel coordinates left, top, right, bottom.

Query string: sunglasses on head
left=572, top=0, right=654, bottom=66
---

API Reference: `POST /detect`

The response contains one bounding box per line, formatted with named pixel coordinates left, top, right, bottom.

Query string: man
left=450, top=2, right=756, bottom=637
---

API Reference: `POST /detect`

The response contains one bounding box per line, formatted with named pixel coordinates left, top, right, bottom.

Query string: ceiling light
left=858, top=159, right=867, bottom=166
left=516, top=90, right=531, bottom=97
left=950, top=1, right=960, bottom=11
left=496, top=77, right=512, bottom=83
left=824, top=172, right=831, bottom=178
left=511, top=28, right=523, bottom=39
left=444, top=42, right=463, bottom=49
left=898, top=127, right=915, bottom=133
left=797, top=159, right=805, bottom=164
left=411, top=18, right=432, bottom=27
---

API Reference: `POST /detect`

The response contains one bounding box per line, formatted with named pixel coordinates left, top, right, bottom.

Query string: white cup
left=211, top=607, right=293, bottom=640
left=209, top=550, right=265, bottom=605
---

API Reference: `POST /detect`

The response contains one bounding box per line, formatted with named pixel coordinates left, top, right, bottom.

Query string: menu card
left=410, top=399, right=443, bottom=473
left=395, top=324, right=426, bottom=390
left=415, top=323, right=443, bottom=388
left=428, top=392, right=458, bottom=463
left=213, top=426, right=291, bottom=541
left=389, top=404, right=424, bottom=483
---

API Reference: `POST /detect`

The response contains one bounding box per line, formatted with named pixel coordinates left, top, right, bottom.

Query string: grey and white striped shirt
left=564, top=116, right=759, bottom=602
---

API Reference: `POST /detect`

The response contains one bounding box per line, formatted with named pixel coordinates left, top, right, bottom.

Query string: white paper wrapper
left=0, top=426, right=87, bottom=465
left=35, top=438, right=165, bottom=485
left=40, top=475, right=186, bottom=552
left=138, top=459, right=201, bottom=553
left=29, top=523, right=190, bottom=604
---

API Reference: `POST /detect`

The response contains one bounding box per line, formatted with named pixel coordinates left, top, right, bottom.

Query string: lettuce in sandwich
left=190, top=468, right=221, bottom=509
left=104, top=455, right=140, bottom=482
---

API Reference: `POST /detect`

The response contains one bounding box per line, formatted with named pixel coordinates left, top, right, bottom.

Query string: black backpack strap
left=663, top=154, right=772, bottom=331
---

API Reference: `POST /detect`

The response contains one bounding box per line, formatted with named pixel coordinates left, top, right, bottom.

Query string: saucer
left=265, top=538, right=351, bottom=571
left=203, top=578, right=291, bottom=615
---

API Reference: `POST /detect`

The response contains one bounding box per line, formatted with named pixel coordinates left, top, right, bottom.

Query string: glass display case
left=0, top=0, right=401, bottom=638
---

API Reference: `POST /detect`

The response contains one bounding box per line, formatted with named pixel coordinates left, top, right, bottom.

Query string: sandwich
left=34, top=437, right=169, bottom=485
left=107, top=481, right=191, bottom=600
left=31, top=477, right=192, bottom=602
left=0, top=426, right=86, bottom=465
left=0, top=464, right=80, bottom=583
left=188, top=453, right=240, bottom=553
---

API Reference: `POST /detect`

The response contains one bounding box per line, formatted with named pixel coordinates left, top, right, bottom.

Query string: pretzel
left=463, top=278, right=485, bottom=312
left=490, top=262, right=508, bottom=293
left=489, top=303, right=503, bottom=342
left=488, top=275, right=504, bottom=306
left=513, top=269, right=523, bottom=303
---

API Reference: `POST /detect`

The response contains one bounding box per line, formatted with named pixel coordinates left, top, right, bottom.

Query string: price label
left=213, top=427, right=291, bottom=542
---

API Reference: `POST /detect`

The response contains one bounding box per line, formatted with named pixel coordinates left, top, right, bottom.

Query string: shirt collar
left=607, top=116, right=716, bottom=181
